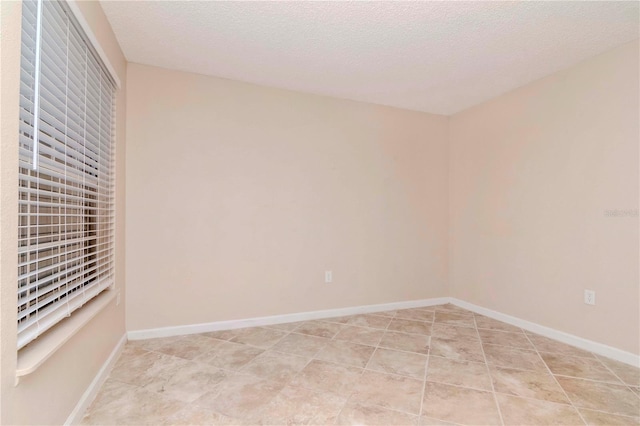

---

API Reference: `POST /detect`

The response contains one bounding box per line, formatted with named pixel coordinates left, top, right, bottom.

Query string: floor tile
left=143, top=360, right=229, bottom=403
left=496, top=393, right=584, bottom=426
left=426, top=355, right=492, bottom=391
left=541, top=352, right=623, bottom=384
left=429, top=336, right=485, bottom=363
left=115, top=343, right=149, bottom=361
left=241, top=350, right=308, bottom=384
left=376, top=309, right=399, bottom=317
left=192, top=373, right=285, bottom=419
left=431, top=323, right=480, bottom=340
left=111, top=350, right=190, bottom=388
left=347, top=314, right=393, bottom=329
left=334, top=324, right=385, bottom=346
left=526, top=333, right=597, bottom=358
left=422, top=381, right=501, bottom=425
left=271, top=332, right=329, bottom=357
left=387, top=318, right=433, bottom=336
left=194, top=341, right=264, bottom=371
left=83, top=378, right=138, bottom=414
left=490, top=366, right=569, bottom=404
left=108, top=349, right=162, bottom=386
left=556, top=376, right=640, bottom=417
left=478, top=329, right=533, bottom=350
left=254, top=385, right=346, bottom=425
left=337, top=402, right=418, bottom=425
left=162, top=405, right=237, bottom=425
left=350, top=370, right=423, bottom=414
left=433, top=311, right=475, bottom=327
left=483, top=343, right=548, bottom=373
left=379, top=331, right=430, bottom=354
left=82, top=386, right=186, bottom=425
left=128, top=336, right=187, bottom=354
left=367, top=347, right=427, bottom=379
left=314, top=340, right=375, bottom=368
left=166, top=334, right=226, bottom=360
left=230, top=327, right=288, bottom=349
left=265, top=321, right=304, bottom=331
left=579, top=407, right=640, bottom=425
left=418, top=415, right=458, bottom=425
left=597, top=356, right=640, bottom=387
left=394, top=308, right=435, bottom=322
left=474, top=314, right=523, bottom=333
left=294, top=320, right=343, bottom=338
left=201, top=329, right=245, bottom=341
left=433, top=304, right=473, bottom=315
left=290, top=359, right=363, bottom=397
left=321, top=315, right=356, bottom=324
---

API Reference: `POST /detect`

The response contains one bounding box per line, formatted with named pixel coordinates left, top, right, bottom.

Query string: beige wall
left=125, top=63, right=449, bottom=331
left=449, top=41, right=639, bottom=355
left=0, top=1, right=127, bottom=424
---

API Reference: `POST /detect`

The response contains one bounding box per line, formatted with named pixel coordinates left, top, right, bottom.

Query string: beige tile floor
left=81, top=304, right=640, bottom=425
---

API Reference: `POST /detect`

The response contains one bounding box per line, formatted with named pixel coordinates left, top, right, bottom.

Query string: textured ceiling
left=100, top=1, right=639, bottom=115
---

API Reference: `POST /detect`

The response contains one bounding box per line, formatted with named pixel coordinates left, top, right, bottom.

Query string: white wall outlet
left=325, top=270, right=333, bottom=283
left=584, top=289, right=595, bottom=305
left=116, top=291, right=121, bottom=306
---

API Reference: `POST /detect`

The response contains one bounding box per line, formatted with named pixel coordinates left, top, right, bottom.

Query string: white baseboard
left=65, top=333, right=127, bottom=425
left=450, top=298, right=640, bottom=368
left=127, top=297, right=453, bottom=340
left=126, top=296, right=638, bottom=368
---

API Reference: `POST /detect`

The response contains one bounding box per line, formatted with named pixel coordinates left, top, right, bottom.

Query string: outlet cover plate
left=584, top=289, right=596, bottom=305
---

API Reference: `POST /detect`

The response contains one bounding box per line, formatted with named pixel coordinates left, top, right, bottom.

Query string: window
left=17, top=0, right=116, bottom=350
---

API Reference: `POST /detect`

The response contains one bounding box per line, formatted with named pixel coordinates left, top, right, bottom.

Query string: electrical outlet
left=584, top=289, right=595, bottom=306
left=117, top=291, right=121, bottom=306
left=325, top=270, right=332, bottom=283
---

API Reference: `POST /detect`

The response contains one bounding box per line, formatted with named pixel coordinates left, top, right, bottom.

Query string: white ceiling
left=100, top=1, right=639, bottom=115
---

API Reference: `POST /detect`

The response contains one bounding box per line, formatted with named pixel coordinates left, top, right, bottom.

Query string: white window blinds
left=18, top=0, right=116, bottom=351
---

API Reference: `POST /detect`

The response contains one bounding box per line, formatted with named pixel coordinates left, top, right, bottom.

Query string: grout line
left=362, top=346, right=378, bottom=372
left=473, top=313, right=506, bottom=426
left=349, top=362, right=428, bottom=382
left=338, top=398, right=425, bottom=421
left=593, top=353, right=636, bottom=388
left=333, top=394, right=352, bottom=423
left=521, top=332, right=600, bottom=360
left=418, top=346, right=431, bottom=418
left=423, top=378, right=499, bottom=395
left=522, top=332, right=589, bottom=426
left=567, top=404, right=640, bottom=420
left=427, top=353, right=486, bottom=365
left=550, top=373, right=629, bottom=386
left=376, top=343, right=430, bottom=357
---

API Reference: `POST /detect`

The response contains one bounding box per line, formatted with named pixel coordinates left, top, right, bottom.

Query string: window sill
left=16, top=290, right=117, bottom=384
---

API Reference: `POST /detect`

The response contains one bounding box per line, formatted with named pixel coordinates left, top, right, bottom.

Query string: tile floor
left=81, top=304, right=640, bottom=425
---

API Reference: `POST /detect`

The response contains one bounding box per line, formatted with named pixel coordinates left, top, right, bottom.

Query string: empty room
left=0, top=0, right=638, bottom=425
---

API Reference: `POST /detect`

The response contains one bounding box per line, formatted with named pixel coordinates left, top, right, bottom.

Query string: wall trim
left=127, top=297, right=453, bottom=340
left=450, top=298, right=640, bottom=368
left=126, top=296, right=639, bottom=368
left=65, top=333, right=127, bottom=425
